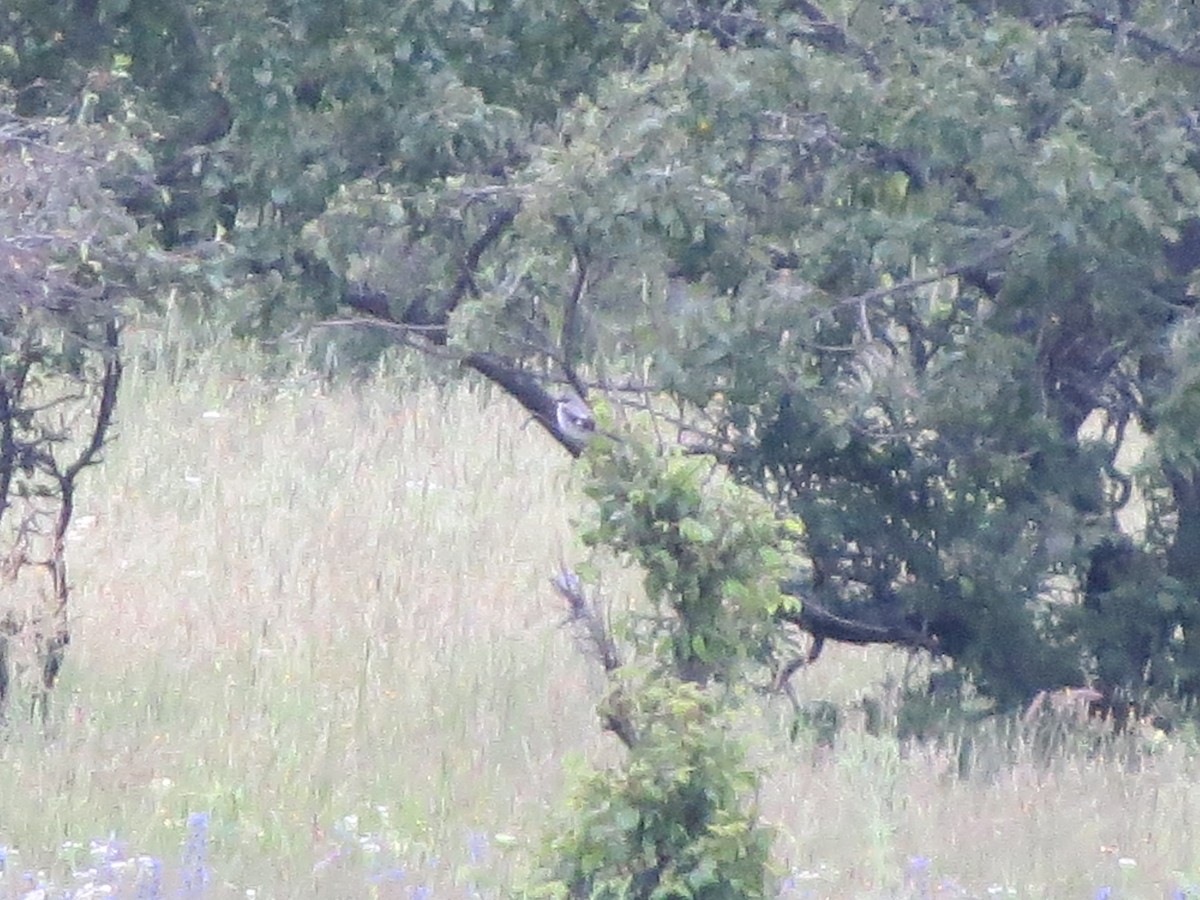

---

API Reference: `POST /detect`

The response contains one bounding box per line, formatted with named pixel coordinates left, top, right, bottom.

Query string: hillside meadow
left=1, top=340, right=1200, bottom=899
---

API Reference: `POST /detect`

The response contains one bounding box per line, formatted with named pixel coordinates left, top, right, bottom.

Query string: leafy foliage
left=7, top=0, right=1200, bottom=714
left=582, top=439, right=799, bottom=685
left=542, top=679, right=773, bottom=900
left=543, top=439, right=786, bottom=898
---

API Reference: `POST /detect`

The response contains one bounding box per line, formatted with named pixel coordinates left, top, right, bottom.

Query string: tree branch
left=551, top=566, right=636, bottom=748
left=823, top=226, right=1033, bottom=324
left=1050, top=11, right=1200, bottom=70
left=777, top=587, right=939, bottom=655
left=557, top=218, right=589, bottom=381
left=465, top=351, right=587, bottom=457
left=784, top=0, right=883, bottom=80
left=444, top=205, right=519, bottom=325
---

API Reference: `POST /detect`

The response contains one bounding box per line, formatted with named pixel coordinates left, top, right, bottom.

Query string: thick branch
left=556, top=218, right=589, bottom=376
left=61, top=319, right=122, bottom=486
left=448, top=205, right=519, bottom=312
left=0, top=357, right=32, bottom=527
left=777, top=591, right=939, bottom=654
left=784, top=0, right=883, bottom=80
left=1051, top=11, right=1200, bottom=70
left=666, top=0, right=882, bottom=79
left=340, top=204, right=518, bottom=345
left=332, top=200, right=594, bottom=455
left=465, top=352, right=586, bottom=457
left=317, top=310, right=588, bottom=456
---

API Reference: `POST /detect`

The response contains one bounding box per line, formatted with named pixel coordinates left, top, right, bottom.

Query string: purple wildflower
left=136, top=856, right=164, bottom=900
left=467, top=832, right=489, bottom=865
left=906, top=855, right=933, bottom=899
left=90, top=835, right=127, bottom=884
left=368, top=865, right=407, bottom=885
left=180, top=812, right=211, bottom=898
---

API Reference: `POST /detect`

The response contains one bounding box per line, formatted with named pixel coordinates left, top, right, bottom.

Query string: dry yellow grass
left=1, top=345, right=621, bottom=895
left=1, top=340, right=1199, bottom=898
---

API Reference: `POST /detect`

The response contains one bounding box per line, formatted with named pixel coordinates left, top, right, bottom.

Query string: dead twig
left=551, top=565, right=636, bottom=748
left=551, top=565, right=621, bottom=675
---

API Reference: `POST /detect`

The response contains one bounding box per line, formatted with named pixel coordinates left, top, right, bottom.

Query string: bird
left=555, top=394, right=597, bottom=445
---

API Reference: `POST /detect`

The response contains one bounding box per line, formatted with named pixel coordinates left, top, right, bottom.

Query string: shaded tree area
left=0, top=106, right=149, bottom=718
left=5, top=0, right=1200, bottom=722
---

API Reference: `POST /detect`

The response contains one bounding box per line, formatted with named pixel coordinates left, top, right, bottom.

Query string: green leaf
left=679, top=518, right=715, bottom=544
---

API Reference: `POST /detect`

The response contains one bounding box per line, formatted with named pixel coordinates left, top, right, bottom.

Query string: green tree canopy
left=7, top=0, right=1200, bottom=713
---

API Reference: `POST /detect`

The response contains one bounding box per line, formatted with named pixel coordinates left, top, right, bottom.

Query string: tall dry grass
left=0, top=340, right=618, bottom=896
left=0, top=338, right=1198, bottom=898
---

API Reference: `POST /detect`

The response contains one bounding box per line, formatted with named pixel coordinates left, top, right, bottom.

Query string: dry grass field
left=2, top=337, right=1200, bottom=899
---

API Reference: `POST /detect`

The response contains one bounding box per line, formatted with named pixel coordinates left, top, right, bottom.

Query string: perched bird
left=555, top=394, right=597, bottom=445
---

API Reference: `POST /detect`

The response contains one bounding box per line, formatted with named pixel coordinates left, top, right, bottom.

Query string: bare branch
left=1050, top=11, right=1200, bottom=70
left=784, top=0, right=884, bottom=80
left=551, top=566, right=636, bottom=748
left=61, top=319, right=122, bottom=484
left=552, top=566, right=622, bottom=674
left=444, top=205, right=520, bottom=325
left=556, top=218, right=589, bottom=378
left=822, top=226, right=1034, bottom=325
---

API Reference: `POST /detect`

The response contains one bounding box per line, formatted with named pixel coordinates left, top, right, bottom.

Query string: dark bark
left=777, top=590, right=939, bottom=654
left=0, top=252, right=123, bottom=722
